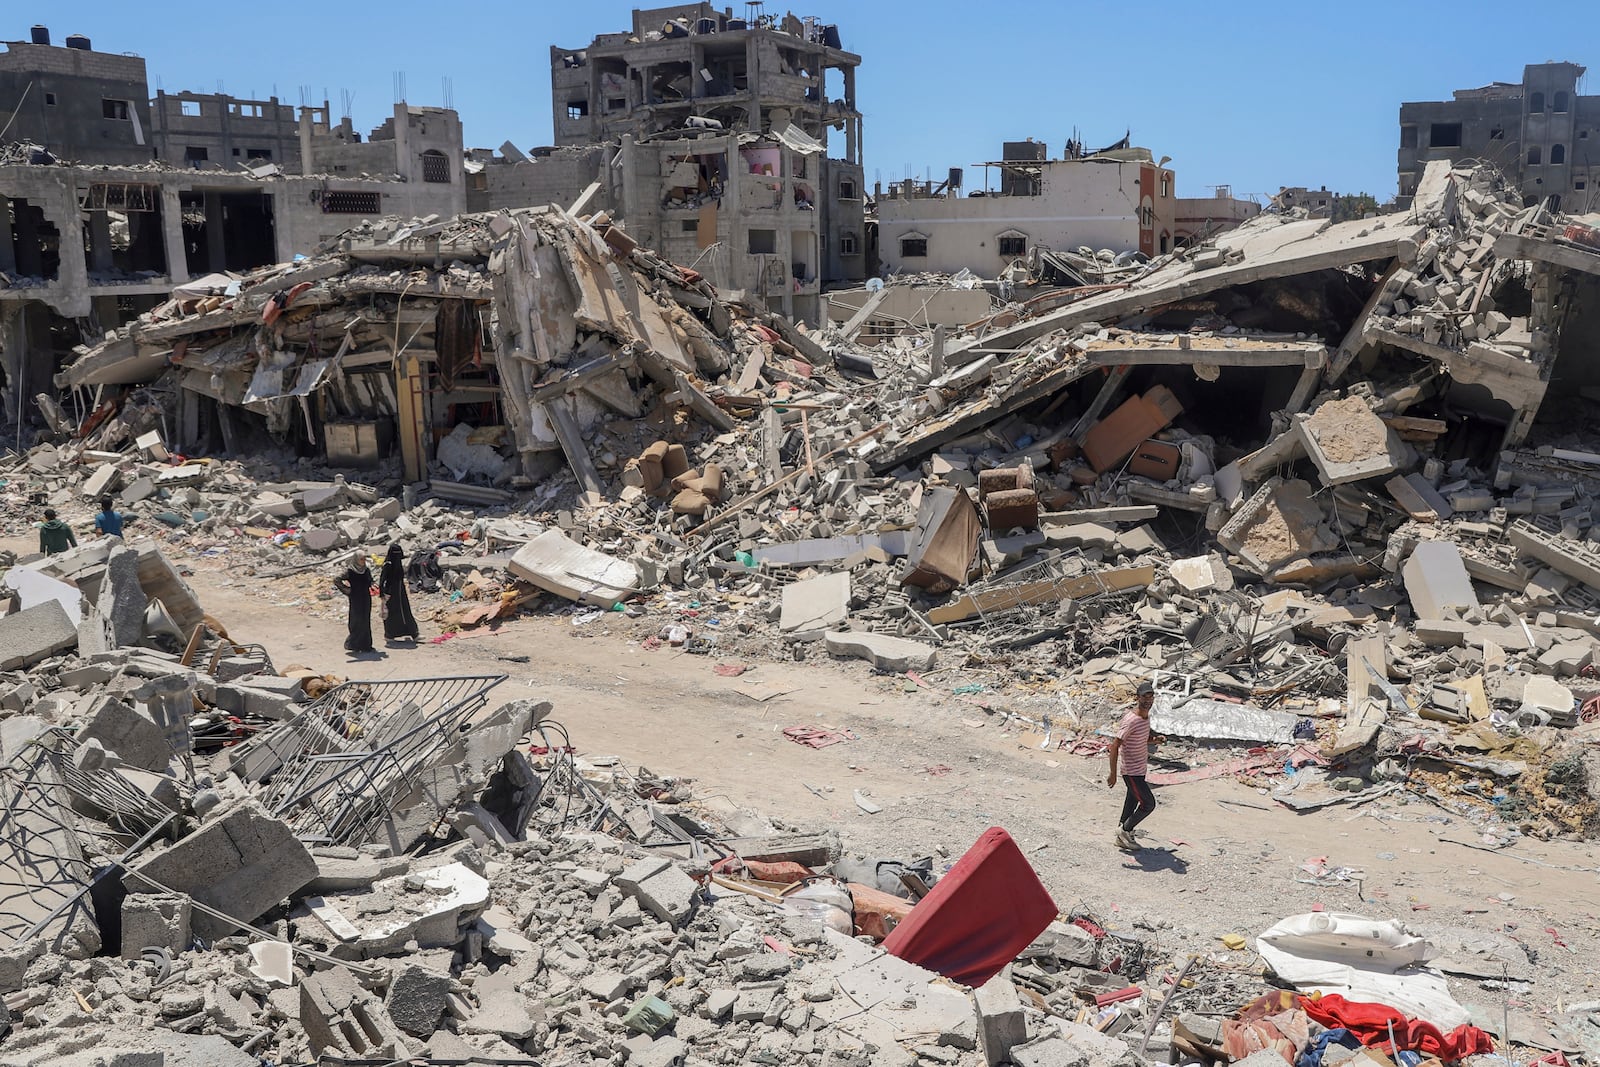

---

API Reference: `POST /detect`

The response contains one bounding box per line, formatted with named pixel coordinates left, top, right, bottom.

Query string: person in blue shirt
left=94, top=496, right=124, bottom=538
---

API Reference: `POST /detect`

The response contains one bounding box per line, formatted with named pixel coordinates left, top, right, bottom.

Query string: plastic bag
left=783, top=877, right=853, bottom=936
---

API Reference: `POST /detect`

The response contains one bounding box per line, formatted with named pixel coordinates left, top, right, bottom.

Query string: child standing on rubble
left=1106, top=681, right=1158, bottom=852
left=334, top=551, right=376, bottom=654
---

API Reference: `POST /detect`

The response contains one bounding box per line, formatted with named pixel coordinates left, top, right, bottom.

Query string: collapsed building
left=0, top=25, right=467, bottom=425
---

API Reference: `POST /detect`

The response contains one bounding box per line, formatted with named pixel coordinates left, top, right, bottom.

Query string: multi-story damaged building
left=470, top=4, right=865, bottom=324
left=0, top=25, right=467, bottom=417
left=149, top=91, right=303, bottom=171
left=0, top=27, right=152, bottom=167
left=1398, top=62, right=1598, bottom=211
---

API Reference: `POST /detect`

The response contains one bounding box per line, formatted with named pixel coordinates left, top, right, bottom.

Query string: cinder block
left=615, top=858, right=698, bottom=929
left=975, top=972, right=1028, bottom=1067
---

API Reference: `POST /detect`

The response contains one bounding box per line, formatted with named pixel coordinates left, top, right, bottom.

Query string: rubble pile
left=0, top=539, right=1565, bottom=1066
left=0, top=536, right=1240, bottom=1067
left=8, top=156, right=1600, bottom=856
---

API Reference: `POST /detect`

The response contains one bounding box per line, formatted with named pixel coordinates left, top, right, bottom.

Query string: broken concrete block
left=975, top=971, right=1028, bottom=1067
left=128, top=799, right=317, bottom=940
left=369, top=497, right=402, bottom=522
left=75, top=694, right=169, bottom=772
left=615, top=858, right=698, bottom=928
left=1294, top=397, right=1407, bottom=486
left=1216, top=478, right=1336, bottom=573
left=1168, top=555, right=1232, bottom=595
left=824, top=630, right=936, bottom=672
left=779, top=571, right=850, bottom=637
left=120, top=893, right=191, bottom=960
left=120, top=476, right=156, bottom=503
left=1402, top=541, right=1479, bottom=621
left=462, top=988, right=540, bottom=1040
left=387, top=963, right=452, bottom=1037
left=0, top=599, right=78, bottom=670
left=302, top=967, right=409, bottom=1059
left=300, top=527, right=343, bottom=553
left=77, top=543, right=147, bottom=654
left=82, top=462, right=122, bottom=500
left=1012, top=1037, right=1091, bottom=1067
left=583, top=968, right=636, bottom=1001
left=1521, top=675, right=1576, bottom=723
left=1536, top=641, right=1594, bottom=678
left=624, top=1034, right=689, bottom=1067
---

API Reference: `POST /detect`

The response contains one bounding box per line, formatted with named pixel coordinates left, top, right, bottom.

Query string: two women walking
left=335, top=544, right=419, bottom=654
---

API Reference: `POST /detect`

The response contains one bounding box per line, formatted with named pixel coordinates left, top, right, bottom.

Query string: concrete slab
left=1384, top=473, right=1452, bottom=522
left=508, top=529, right=638, bottom=607
left=824, top=630, right=937, bottom=672
left=779, top=571, right=851, bottom=636
left=1294, top=398, right=1407, bottom=486
left=127, top=799, right=317, bottom=939
left=2, top=567, right=83, bottom=626
left=1402, top=541, right=1479, bottom=621
left=0, top=600, right=78, bottom=670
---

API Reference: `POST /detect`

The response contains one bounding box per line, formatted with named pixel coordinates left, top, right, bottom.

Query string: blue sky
left=24, top=0, right=1594, bottom=204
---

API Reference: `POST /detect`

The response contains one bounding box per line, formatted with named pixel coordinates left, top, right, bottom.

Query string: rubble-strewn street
left=7, top=9, right=1600, bottom=1067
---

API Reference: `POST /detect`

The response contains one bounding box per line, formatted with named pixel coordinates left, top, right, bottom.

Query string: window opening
left=421, top=150, right=450, bottom=184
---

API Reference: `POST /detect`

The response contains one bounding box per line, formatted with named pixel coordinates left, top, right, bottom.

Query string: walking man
left=38, top=509, right=77, bottom=555
left=94, top=496, right=124, bottom=538
left=1106, top=680, right=1158, bottom=852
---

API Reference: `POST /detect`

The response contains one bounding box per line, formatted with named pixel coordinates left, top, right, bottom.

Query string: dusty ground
left=9, top=529, right=1600, bottom=1035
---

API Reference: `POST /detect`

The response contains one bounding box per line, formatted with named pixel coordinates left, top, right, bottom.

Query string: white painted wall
left=876, top=158, right=1158, bottom=275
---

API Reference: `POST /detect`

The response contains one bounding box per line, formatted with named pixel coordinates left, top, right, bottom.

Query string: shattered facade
left=1399, top=61, right=1598, bottom=210
left=469, top=4, right=866, bottom=323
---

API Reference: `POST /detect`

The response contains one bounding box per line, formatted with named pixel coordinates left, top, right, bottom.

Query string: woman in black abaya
left=334, top=551, right=375, bottom=653
left=379, top=543, right=420, bottom=642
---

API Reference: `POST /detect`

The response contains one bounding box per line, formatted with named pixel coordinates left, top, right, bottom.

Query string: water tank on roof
left=948, top=167, right=963, bottom=191
left=64, top=34, right=90, bottom=50
left=29, top=25, right=49, bottom=45
left=695, top=17, right=717, bottom=33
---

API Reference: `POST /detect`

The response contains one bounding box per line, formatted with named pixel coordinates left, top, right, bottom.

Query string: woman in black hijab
left=334, top=550, right=375, bottom=653
left=379, top=543, right=420, bottom=642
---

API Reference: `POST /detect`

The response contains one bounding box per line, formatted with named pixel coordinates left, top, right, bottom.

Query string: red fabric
left=881, top=827, right=1057, bottom=987
left=1298, top=994, right=1496, bottom=1061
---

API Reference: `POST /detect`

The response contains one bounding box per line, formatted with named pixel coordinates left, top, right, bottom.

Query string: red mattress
left=881, top=826, right=1057, bottom=987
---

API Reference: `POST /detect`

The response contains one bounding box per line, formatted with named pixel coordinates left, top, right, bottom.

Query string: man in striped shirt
left=1106, top=681, right=1158, bottom=852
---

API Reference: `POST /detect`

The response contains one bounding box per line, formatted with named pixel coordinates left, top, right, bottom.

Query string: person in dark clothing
left=334, top=551, right=375, bottom=653
left=38, top=509, right=77, bottom=555
left=379, top=543, right=420, bottom=642
left=94, top=496, right=124, bottom=538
